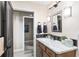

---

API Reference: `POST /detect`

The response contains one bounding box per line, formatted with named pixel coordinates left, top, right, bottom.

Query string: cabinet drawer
left=46, top=47, right=55, bottom=57
left=43, top=51, right=49, bottom=57
left=36, top=41, right=42, bottom=57
left=56, top=50, right=76, bottom=57
left=39, top=43, right=45, bottom=51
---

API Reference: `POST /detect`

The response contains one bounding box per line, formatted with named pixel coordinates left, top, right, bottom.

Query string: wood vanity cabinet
left=55, top=50, right=76, bottom=57
left=36, top=40, right=43, bottom=57
left=43, top=51, right=49, bottom=57
left=36, top=40, right=76, bottom=57
left=36, top=40, right=55, bottom=57
left=46, top=47, right=55, bottom=57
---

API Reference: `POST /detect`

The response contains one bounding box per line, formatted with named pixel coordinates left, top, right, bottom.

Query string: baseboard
left=14, top=48, right=24, bottom=53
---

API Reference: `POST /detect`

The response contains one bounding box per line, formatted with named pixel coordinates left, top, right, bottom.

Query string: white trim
left=23, top=16, right=34, bottom=19
left=23, top=16, right=25, bottom=53
left=13, top=8, right=34, bottom=13
left=33, top=12, right=36, bottom=57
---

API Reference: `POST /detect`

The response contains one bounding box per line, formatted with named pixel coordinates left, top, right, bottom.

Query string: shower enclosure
left=24, top=12, right=34, bottom=56
left=13, top=11, right=34, bottom=57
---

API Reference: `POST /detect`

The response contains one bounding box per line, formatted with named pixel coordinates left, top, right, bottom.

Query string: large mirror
left=51, top=12, right=62, bottom=32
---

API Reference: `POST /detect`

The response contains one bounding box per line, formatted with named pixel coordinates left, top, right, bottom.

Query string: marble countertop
left=37, top=38, right=77, bottom=54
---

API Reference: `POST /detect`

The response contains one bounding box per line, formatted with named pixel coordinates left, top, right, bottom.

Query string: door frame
left=23, top=16, right=34, bottom=56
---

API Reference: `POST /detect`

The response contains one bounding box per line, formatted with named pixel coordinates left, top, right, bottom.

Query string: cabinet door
left=36, top=41, right=43, bottom=57
left=46, top=47, right=55, bottom=57
left=43, top=51, right=49, bottom=57
left=39, top=42, right=45, bottom=51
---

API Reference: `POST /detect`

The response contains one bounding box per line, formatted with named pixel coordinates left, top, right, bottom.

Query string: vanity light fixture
left=49, top=1, right=61, bottom=10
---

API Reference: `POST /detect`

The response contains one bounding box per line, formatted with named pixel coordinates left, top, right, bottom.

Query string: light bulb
left=47, top=17, right=50, bottom=22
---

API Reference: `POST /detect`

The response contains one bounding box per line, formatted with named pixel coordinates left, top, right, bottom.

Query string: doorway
left=24, top=17, right=34, bottom=56
left=13, top=11, right=34, bottom=57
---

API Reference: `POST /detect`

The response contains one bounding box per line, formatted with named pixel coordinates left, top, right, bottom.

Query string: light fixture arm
left=49, top=1, right=61, bottom=10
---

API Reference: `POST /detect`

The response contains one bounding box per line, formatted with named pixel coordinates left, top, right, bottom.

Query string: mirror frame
left=51, top=11, right=62, bottom=32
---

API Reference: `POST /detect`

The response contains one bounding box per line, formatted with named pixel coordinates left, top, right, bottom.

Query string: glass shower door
left=24, top=18, right=33, bottom=56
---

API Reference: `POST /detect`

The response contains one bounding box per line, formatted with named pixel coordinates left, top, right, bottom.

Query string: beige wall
left=11, top=1, right=48, bottom=56
left=48, top=1, right=79, bottom=52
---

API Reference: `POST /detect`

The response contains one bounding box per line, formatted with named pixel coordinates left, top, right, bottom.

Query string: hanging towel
left=43, top=25, right=47, bottom=33
left=37, top=25, right=42, bottom=33
left=53, top=25, right=57, bottom=31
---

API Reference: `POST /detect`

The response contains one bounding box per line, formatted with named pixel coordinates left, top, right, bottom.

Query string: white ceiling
left=30, top=1, right=53, bottom=6
left=11, top=1, right=55, bottom=9
left=34, top=1, right=51, bottom=5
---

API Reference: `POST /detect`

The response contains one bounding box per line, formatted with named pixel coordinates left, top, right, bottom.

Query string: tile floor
left=14, top=50, right=33, bottom=57
left=14, top=46, right=33, bottom=57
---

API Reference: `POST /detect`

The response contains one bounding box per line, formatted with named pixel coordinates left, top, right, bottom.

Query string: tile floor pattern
left=14, top=50, right=79, bottom=57
left=14, top=50, right=33, bottom=57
